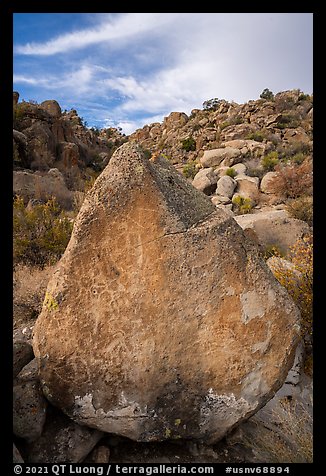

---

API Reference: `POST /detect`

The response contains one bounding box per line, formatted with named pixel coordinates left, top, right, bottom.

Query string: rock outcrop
left=13, top=93, right=127, bottom=208
left=33, top=143, right=300, bottom=444
left=234, top=210, right=311, bottom=256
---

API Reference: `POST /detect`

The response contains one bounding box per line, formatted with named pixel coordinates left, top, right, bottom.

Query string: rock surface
left=13, top=340, right=34, bottom=378
left=13, top=359, right=48, bottom=442
left=192, top=167, right=217, bottom=195
left=234, top=210, right=311, bottom=256
left=33, top=142, right=300, bottom=444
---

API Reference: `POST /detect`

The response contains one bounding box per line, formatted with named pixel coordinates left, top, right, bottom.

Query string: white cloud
left=15, top=13, right=181, bottom=56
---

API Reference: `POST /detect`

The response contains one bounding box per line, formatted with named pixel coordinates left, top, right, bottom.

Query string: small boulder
left=215, top=175, right=236, bottom=198
left=200, top=147, right=241, bottom=168
left=192, top=168, right=217, bottom=195
left=235, top=210, right=311, bottom=256
left=13, top=91, right=20, bottom=106
left=231, top=163, right=247, bottom=175
left=13, top=340, right=34, bottom=378
left=13, top=359, right=47, bottom=443
left=40, top=100, right=62, bottom=118
left=260, top=172, right=278, bottom=194
left=235, top=175, right=260, bottom=204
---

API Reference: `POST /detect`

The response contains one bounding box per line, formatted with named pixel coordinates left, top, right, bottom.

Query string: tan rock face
left=234, top=210, right=311, bottom=256
left=40, top=100, right=62, bottom=118
left=33, top=143, right=300, bottom=444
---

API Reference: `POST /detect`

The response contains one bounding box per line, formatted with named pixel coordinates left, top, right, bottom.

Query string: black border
left=3, top=4, right=320, bottom=472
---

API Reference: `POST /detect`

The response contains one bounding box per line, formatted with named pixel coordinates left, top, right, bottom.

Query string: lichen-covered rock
left=33, top=142, right=300, bottom=444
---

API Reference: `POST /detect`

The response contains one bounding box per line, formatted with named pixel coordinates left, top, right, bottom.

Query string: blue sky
left=13, top=13, right=313, bottom=135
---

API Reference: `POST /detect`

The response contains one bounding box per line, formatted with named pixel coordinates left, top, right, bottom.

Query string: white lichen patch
left=240, top=290, right=265, bottom=324
left=74, top=392, right=149, bottom=420
left=199, top=389, right=251, bottom=434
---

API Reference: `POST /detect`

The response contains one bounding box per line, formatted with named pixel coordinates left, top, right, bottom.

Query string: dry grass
left=241, top=398, right=313, bottom=463
left=13, top=263, right=55, bottom=329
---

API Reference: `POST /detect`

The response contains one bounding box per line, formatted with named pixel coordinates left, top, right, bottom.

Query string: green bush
left=245, top=131, right=265, bottom=142
left=225, top=168, right=236, bottom=178
left=298, top=93, right=311, bottom=101
left=277, top=142, right=312, bottom=161
left=13, top=196, right=73, bottom=267
left=261, top=151, right=279, bottom=171
left=260, top=88, right=274, bottom=100
left=275, top=113, right=300, bottom=129
left=182, top=161, right=198, bottom=179
left=181, top=137, right=196, bottom=152
left=202, top=98, right=224, bottom=111
left=232, top=195, right=253, bottom=214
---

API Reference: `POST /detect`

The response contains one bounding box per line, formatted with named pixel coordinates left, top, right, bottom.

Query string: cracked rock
left=33, top=142, right=300, bottom=444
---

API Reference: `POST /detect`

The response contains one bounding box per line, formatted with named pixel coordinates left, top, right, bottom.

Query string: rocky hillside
left=129, top=89, right=312, bottom=164
left=13, top=89, right=313, bottom=217
left=13, top=91, right=127, bottom=209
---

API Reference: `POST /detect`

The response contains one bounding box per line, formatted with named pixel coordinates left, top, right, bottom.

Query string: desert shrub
left=182, top=161, right=197, bottom=179
left=13, top=101, right=30, bottom=123
left=277, top=142, right=312, bottom=161
left=298, top=93, right=311, bottom=101
left=219, top=121, right=229, bottom=131
left=290, top=153, right=306, bottom=165
left=263, top=244, right=284, bottom=260
left=141, top=148, right=152, bottom=160
left=202, top=98, right=223, bottom=111
left=232, top=195, right=253, bottom=214
left=181, top=137, right=196, bottom=152
left=269, top=160, right=313, bottom=199
left=219, top=115, right=244, bottom=131
left=13, top=196, right=73, bottom=267
left=245, top=131, right=265, bottom=142
left=275, top=113, right=300, bottom=129
left=260, top=88, right=274, bottom=100
left=242, top=398, right=312, bottom=463
left=286, top=196, right=313, bottom=226
left=270, top=234, right=313, bottom=338
left=261, top=151, right=279, bottom=171
left=225, top=167, right=237, bottom=178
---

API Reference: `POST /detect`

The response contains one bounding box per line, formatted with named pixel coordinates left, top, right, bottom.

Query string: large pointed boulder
left=33, top=142, right=300, bottom=443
